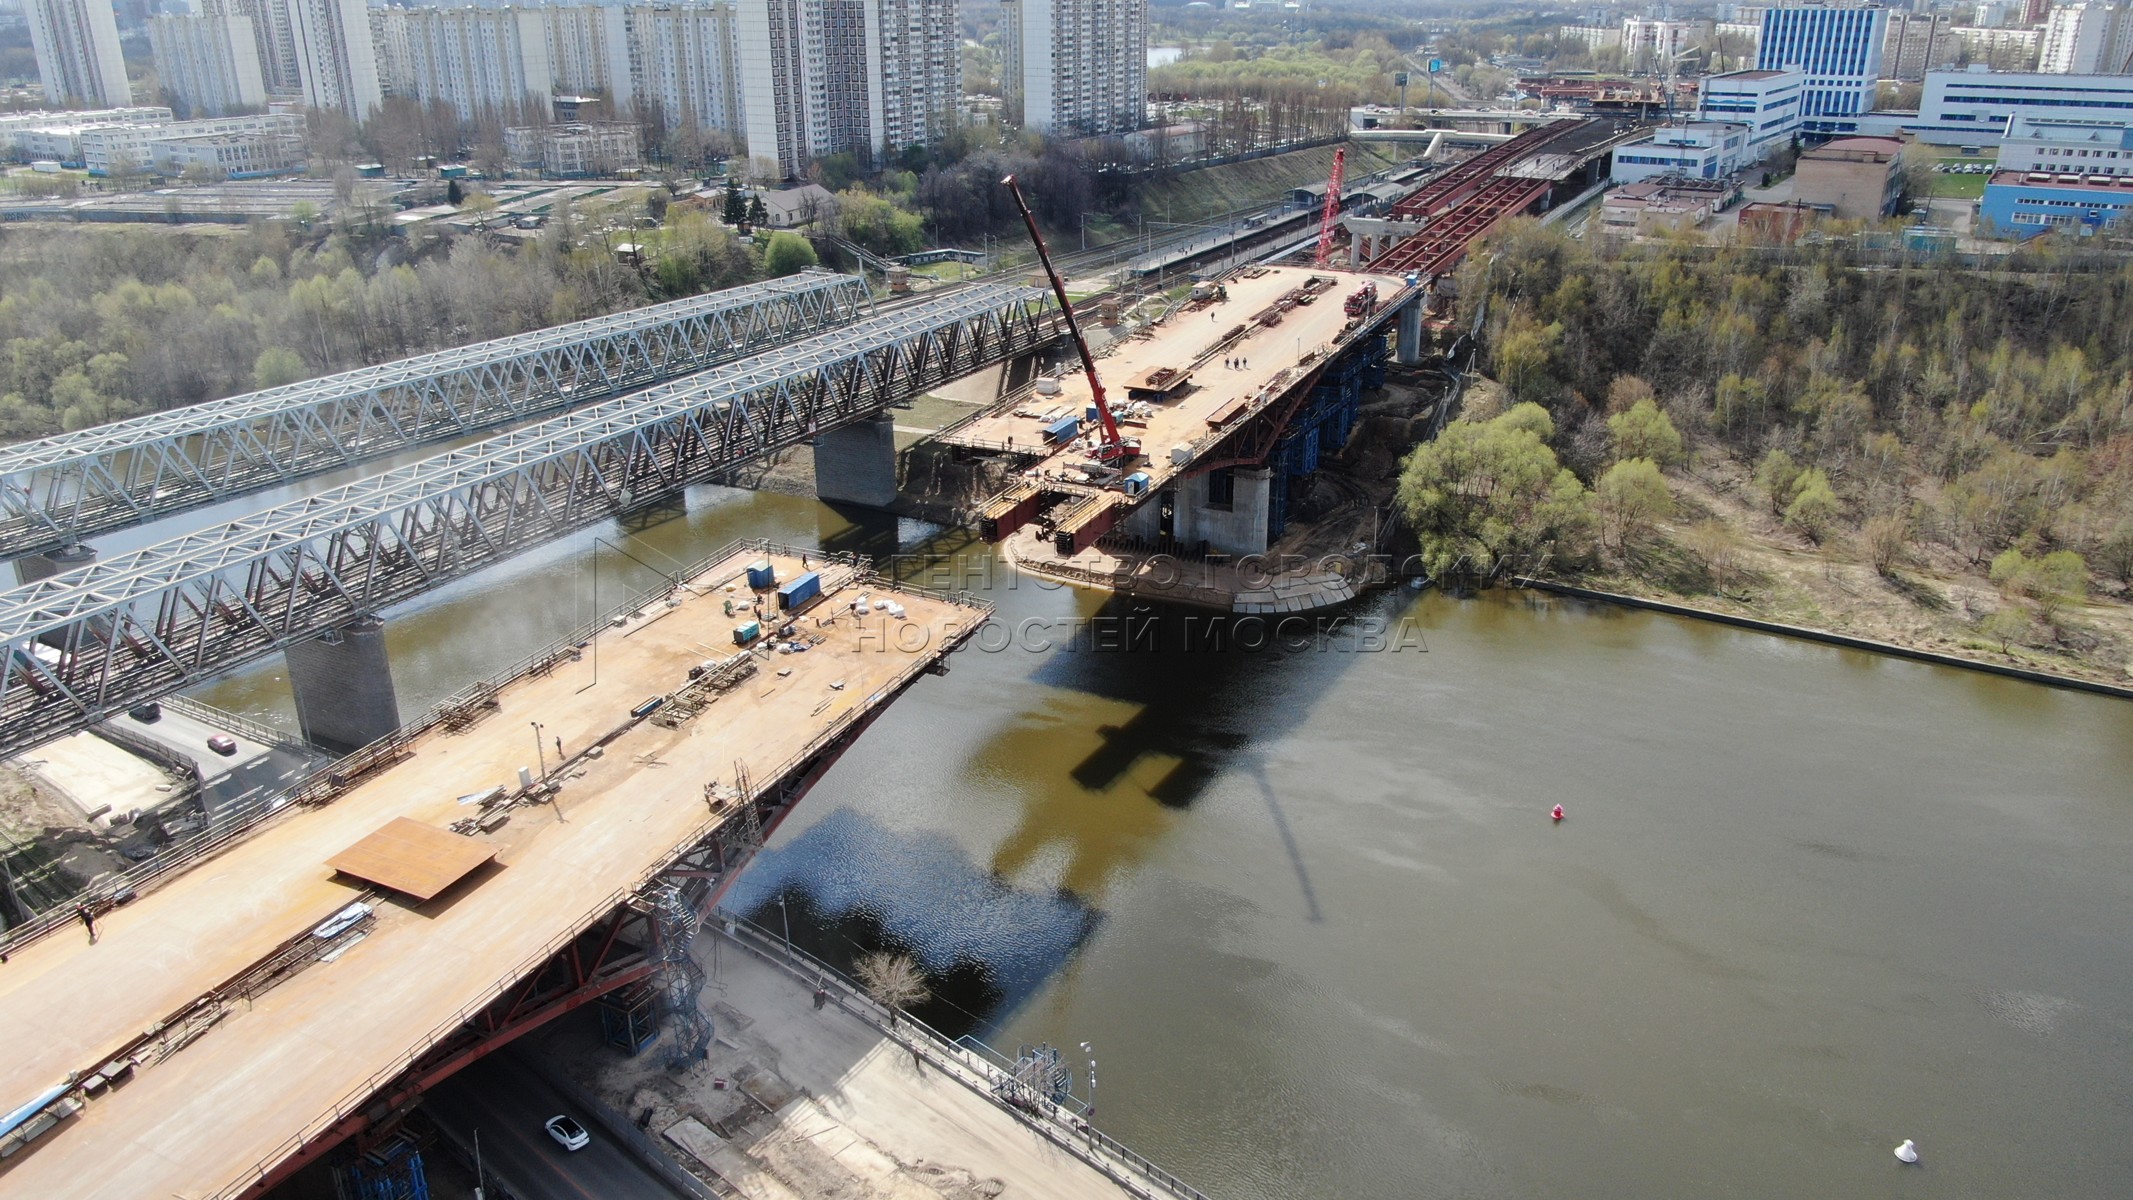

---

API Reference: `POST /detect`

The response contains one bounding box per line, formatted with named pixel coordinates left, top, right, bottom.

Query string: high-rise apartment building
left=1756, top=3, right=1887, bottom=131
left=736, top=0, right=956, bottom=178
left=288, top=0, right=383, bottom=118
left=545, top=4, right=633, bottom=105
left=868, top=0, right=959, bottom=157
left=1884, top=10, right=1960, bottom=81
left=200, top=0, right=304, bottom=95
left=395, top=6, right=552, bottom=123
left=148, top=14, right=269, bottom=116
left=626, top=3, right=745, bottom=134
left=2037, top=3, right=2133, bottom=74
left=1005, top=0, right=1146, bottom=136
left=26, top=0, right=132, bottom=108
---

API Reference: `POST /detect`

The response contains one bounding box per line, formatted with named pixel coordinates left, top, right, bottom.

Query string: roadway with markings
left=425, top=1048, right=691, bottom=1200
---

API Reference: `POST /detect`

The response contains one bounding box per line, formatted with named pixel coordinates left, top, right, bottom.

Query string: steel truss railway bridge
left=0, top=283, right=1062, bottom=760
left=0, top=270, right=872, bottom=561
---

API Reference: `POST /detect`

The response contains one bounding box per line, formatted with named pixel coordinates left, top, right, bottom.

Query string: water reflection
left=722, top=808, right=1100, bottom=1039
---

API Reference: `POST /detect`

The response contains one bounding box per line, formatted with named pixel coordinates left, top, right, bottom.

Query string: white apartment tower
left=148, top=14, right=269, bottom=116
left=26, top=0, right=132, bottom=108
left=625, top=4, right=748, bottom=135
left=1008, top=0, right=1146, bottom=137
left=736, top=0, right=954, bottom=178
left=397, top=7, right=552, bottom=124
left=545, top=4, right=634, bottom=106
left=200, top=0, right=304, bottom=95
left=868, top=0, right=959, bottom=158
left=2038, top=3, right=2133, bottom=74
left=288, top=0, right=383, bottom=118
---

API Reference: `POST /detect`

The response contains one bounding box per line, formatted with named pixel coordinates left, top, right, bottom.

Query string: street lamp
left=1079, top=1041, right=1097, bottom=1120
left=531, top=720, right=547, bottom=777
left=777, top=892, right=792, bottom=959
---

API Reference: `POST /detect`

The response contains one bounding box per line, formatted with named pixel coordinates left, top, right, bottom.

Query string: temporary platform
left=326, top=818, right=498, bottom=902
left=0, top=542, right=986, bottom=1200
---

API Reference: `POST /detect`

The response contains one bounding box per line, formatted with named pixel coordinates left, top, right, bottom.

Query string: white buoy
left=1894, top=1139, right=1919, bottom=1164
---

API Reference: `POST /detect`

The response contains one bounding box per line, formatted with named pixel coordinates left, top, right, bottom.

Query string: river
left=190, top=486, right=2133, bottom=1199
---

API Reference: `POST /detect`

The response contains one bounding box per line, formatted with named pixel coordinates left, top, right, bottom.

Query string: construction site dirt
left=0, top=548, right=986, bottom=1200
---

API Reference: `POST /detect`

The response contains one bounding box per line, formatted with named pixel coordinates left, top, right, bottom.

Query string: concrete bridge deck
left=0, top=548, right=983, bottom=1200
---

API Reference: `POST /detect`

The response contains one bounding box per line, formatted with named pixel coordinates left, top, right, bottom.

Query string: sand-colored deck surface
left=946, top=265, right=1412, bottom=505
left=0, top=551, right=979, bottom=1200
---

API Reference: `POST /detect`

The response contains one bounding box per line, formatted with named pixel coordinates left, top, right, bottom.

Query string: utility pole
left=531, top=721, right=547, bottom=777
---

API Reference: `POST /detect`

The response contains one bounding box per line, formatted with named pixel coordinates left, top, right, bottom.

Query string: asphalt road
left=425, top=1050, right=687, bottom=1200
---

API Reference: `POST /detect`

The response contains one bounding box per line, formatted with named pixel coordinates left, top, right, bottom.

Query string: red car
left=206, top=734, right=239, bottom=756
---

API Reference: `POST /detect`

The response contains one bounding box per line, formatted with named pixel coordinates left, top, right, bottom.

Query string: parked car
left=544, top=1115, right=590, bottom=1151
left=205, top=733, right=238, bottom=756
left=128, top=701, right=161, bottom=723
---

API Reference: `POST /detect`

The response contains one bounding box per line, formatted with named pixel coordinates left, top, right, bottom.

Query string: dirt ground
left=1581, top=453, right=2133, bottom=688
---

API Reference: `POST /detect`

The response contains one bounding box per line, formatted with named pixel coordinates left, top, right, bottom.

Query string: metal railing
left=716, top=918, right=1210, bottom=1200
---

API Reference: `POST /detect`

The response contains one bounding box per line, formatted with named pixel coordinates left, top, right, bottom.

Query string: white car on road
left=544, top=1114, right=590, bottom=1151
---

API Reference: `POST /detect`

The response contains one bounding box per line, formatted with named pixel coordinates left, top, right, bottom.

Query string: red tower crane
left=1001, top=174, right=1137, bottom=463
left=1312, top=147, right=1346, bottom=268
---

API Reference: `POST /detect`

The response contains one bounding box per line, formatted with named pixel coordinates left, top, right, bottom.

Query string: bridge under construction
left=0, top=126, right=1637, bottom=1197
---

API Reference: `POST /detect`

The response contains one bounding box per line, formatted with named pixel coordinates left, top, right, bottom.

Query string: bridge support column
left=812, top=414, right=899, bottom=510
left=1396, top=300, right=1427, bottom=366
left=14, top=542, right=96, bottom=588
left=285, top=616, right=400, bottom=756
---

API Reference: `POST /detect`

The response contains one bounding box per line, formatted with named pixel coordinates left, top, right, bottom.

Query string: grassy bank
left=1138, top=141, right=1407, bottom=225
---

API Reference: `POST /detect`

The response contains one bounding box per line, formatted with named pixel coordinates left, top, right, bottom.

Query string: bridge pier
left=1396, top=300, right=1427, bottom=366
left=812, top=414, right=899, bottom=510
left=285, top=616, right=400, bottom=756
left=14, top=542, right=96, bottom=588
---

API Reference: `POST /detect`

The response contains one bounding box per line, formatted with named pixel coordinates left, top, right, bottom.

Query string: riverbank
left=1573, top=458, right=2133, bottom=692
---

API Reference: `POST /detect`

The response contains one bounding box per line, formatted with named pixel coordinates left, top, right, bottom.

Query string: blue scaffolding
left=334, top=1132, right=430, bottom=1200
left=1267, top=333, right=1387, bottom=541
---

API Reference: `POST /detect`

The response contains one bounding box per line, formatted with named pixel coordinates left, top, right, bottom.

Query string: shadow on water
left=719, top=808, right=1101, bottom=1039
left=969, top=583, right=1423, bottom=923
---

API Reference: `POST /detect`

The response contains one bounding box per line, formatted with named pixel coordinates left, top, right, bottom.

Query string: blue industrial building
left=1757, top=4, right=1888, bottom=133
left=1978, top=170, right=2133, bottom=237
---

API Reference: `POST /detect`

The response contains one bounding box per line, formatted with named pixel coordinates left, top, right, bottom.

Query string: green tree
left=1395, top=406, right=1592, bottom=580
left=1990, top=549, right=2088, bottom=620
left=252, top=346, right=307, bottom=390
left=747, top=195, right=769, bottom=228
left=1606, top=398, right=1684, bottom=466
left=722, top=181, right=746, bottom=225
left=1783, top=469, right=1840, bottom=542
left=1594, top=457, right=1674, bottom=552
left=761, top=231, right=818, bottom=277
left=1755, top=448, right=1802, bottom=516
left=1492, top=311, right=1563, bottom=408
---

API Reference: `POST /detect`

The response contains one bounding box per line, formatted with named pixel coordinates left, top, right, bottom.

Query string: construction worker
left=76, top=903, right=97, bottom=945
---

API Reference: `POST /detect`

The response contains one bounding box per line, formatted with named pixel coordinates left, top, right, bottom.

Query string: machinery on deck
left=1001, top=173, right=1139, bottom=465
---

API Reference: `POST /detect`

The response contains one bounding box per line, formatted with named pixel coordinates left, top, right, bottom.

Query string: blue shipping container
left=777, top=571, right=821, bottom=611
left=1045, top=416, right=1081, bottom=443
left=746, top=559, right=776, bottom=589
left=1122, top=471, right=1152, bottom=496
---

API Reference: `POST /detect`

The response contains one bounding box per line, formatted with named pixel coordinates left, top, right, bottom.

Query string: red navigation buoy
left=1551, top=804, right=1565, bottom=822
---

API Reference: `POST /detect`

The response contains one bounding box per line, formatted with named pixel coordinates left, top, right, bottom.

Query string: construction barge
left=0, top=541, right=985, bottom=1200
left=946, top=262, right=1422, bottom=613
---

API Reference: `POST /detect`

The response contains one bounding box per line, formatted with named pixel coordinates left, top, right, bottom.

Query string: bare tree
left=855, top=952, right=930, bottom=1025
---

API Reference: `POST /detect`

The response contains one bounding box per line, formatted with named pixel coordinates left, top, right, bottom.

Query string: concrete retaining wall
left=1513, top=577, right=2133, bottom=701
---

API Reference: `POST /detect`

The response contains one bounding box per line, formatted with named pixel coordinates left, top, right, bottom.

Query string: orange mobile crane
left=1312, top=147, right=1346, bottom=268
left=1001, top=174, right=1139, bottom=464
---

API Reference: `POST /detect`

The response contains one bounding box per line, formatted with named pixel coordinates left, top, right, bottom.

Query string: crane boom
left=1313, top=147, right=1346, bottom=268
left=1000, top=174, right=1134, bottom=462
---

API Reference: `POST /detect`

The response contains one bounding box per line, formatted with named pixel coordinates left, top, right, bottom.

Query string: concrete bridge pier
left=1396, top=300, right=1427, bottom=366
left=285, top=615, right=401, bottom=756
left=14, top=542, right=96, bottom=588
left=812, top=414, right=899, bottom=509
